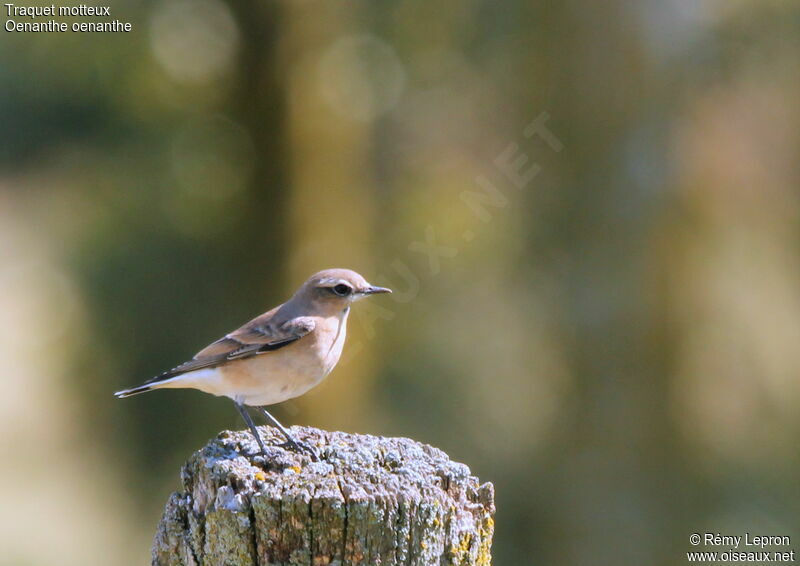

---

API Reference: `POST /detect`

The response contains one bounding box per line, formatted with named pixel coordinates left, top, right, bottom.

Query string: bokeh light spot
left=318, top=34, right=407, bottom=122
left=149, top=0, right=240, bottom=83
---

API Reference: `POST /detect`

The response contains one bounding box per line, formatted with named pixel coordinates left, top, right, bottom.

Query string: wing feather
left=143, top=313, right=316, bottom=385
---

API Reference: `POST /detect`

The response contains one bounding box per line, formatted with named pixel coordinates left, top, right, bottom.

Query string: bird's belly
left=178, top=313, right=349, bottom=406
left=217, top=338, right=344, bottom=406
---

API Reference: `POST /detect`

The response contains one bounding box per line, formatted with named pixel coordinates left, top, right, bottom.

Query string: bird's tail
left=114, top=384, right=155, bottom=398
left=114, top=370, right=202, bottom=398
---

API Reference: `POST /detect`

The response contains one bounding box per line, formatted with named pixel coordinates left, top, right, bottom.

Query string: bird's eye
left=332, top=284, right=352, bottom=297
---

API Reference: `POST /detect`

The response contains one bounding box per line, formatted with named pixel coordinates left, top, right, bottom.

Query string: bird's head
left=297, top=268, right=391, bottom=314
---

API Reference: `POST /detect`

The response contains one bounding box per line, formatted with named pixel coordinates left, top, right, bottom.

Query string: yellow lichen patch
left=449, top=529, right=492, bottom=566
left=254, top=471, right=266, bottom=482
left=476, top=516, right=495, bottom=565
left=458, top=534, right=472, bottom=555
left=290, top=465, right=302, bottom=474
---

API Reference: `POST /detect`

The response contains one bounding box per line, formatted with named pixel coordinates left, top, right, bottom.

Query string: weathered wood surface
left=152, top=426, right=495, bottom=566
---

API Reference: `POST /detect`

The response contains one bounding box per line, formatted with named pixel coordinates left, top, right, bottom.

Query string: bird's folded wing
left=145, top=315, right=316, bottom=384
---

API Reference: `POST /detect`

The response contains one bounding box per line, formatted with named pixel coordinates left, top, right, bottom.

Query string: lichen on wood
left=151, top=426, right=495, bottom=566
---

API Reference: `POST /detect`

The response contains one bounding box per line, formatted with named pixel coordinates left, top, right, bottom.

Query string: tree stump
left=152, top=426, right=495, bottom=566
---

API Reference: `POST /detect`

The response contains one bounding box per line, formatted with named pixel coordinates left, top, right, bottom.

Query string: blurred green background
left=2, top=0, right=800, bottom=564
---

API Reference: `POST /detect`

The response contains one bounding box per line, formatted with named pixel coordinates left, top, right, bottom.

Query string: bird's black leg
left=256, top=406, right=318, bottom=461
left=235, top=402, right=268, bottom=456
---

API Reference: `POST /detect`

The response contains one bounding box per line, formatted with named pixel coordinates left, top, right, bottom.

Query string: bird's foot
left=277, top=439, right=318, bottom=461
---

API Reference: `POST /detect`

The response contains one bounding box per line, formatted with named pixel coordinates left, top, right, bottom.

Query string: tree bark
left=152, top=426, right=495, bottom=566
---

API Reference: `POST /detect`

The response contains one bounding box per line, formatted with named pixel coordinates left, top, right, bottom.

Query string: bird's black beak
left=363, top=285, right=392, bottom=295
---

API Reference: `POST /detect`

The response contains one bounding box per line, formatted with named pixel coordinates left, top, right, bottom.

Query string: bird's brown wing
left=144, top=313, right=316, bottom=384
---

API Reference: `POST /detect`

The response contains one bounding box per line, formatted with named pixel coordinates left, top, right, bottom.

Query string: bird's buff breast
left=214, top=316, right=347, bottom=406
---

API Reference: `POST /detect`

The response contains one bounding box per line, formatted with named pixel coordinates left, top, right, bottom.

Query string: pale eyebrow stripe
left=319, top=278, right=348, bottom=286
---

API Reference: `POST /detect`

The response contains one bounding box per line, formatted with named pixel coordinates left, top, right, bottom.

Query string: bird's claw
left=277, top=439, right=318, bottom=461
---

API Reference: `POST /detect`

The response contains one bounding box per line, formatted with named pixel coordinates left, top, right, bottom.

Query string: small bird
left=115, top=268, right=391, bottom=459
